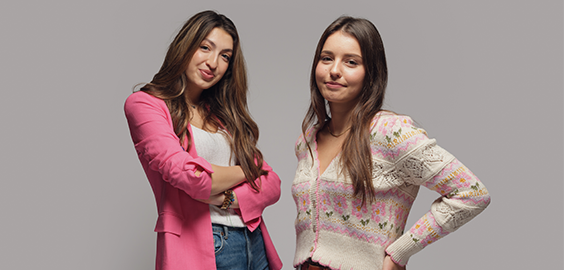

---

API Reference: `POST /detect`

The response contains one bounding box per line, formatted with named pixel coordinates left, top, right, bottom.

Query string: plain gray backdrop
left=1, top=0, right=562, bottom=269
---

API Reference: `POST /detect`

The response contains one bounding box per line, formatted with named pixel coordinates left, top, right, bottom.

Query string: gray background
left=1, top=0, right=562, bottom=269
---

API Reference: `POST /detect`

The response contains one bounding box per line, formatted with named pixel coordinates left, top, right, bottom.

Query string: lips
left=200, top=69, right=215, bottom=80
left=325, top=81, right=345, bottom=89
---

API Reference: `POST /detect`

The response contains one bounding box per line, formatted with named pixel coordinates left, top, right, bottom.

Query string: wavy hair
left=302, top=16, right=388, bottom=204
left=140, top=10, right=265, bottom=191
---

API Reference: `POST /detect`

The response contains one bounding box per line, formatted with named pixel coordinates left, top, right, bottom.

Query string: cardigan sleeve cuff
left=385, top=233, right=424, bottom=267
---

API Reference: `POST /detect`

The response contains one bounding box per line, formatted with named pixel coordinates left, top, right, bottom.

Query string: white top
left=191, top=125, right=245, bottom=227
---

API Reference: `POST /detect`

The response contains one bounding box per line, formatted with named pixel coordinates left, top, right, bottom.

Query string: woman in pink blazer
left=124, top=10, right=282, bottom=270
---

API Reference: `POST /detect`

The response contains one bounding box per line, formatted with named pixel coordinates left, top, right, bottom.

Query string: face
left=315, top=31, right=365, bottom=107
left=185, top=27, right=233, bottom=92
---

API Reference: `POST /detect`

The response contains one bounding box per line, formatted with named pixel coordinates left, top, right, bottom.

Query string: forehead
left=322, top=31, right=361, bottom=56
left=204, top=27, right=234, bottom=50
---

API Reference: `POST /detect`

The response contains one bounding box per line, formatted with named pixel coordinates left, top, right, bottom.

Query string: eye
left=221, top=53, right=231, bottom=62
left=320, top=56, right=333, bottom=62
left=346, top=59, right=361, bottom=67
left=200, top=45, right=210, bottom=51
left=347, top=60, right=358, bottom=65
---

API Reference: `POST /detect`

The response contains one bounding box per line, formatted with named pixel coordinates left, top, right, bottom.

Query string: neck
left=185, top=88, right=203, bottom=108
left=327, top=102, right=354, bottom=134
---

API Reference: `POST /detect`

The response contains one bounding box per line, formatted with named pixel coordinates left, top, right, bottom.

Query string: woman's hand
left=383, top=255, right=405, bottom=270
left=195, top=191, right=239, bottom=209
left=196, top=193, right=224, bottom=206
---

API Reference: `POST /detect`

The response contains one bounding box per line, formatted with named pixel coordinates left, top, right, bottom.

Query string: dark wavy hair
left=140, top=10, right=266, bottom=191
left=302, top=16, right=388, bottom=204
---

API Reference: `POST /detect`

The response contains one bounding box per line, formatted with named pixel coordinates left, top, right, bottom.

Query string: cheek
left=189, top=51, right=204, bottom=65
left=315, top=65, right=325, bottom=84
left=186, top=55, right=200, bottom=74
left=217, top=62, right=230, bottom=77
left=348, top=69, right=365, bottom=87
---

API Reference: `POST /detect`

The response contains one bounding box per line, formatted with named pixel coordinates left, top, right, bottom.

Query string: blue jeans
left=212, top=224, right=269, bottom=270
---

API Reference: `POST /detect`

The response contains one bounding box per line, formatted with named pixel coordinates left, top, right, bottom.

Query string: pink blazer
left=124, top=91, right=283, bottom=270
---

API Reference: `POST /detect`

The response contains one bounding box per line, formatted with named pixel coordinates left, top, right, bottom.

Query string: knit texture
left=292, top=111, right=490, bottom=269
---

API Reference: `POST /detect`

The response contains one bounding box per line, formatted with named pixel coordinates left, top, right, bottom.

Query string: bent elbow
left=482, top=192, right=492, bottom=209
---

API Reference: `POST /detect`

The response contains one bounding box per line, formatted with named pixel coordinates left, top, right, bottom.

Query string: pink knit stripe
left=319, top=221, right=393, bottom=245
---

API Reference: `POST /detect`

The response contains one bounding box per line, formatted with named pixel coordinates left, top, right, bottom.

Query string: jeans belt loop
left=223, top=225, right=229, bottom=240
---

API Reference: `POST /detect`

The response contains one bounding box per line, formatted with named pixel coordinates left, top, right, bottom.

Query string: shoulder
left=124, top=91, right=167, bottom=113
left=369, top=111, right=417, bottom=134
left=295, top=125, right=318, bottom=159
left=296, top=125, right=318, bottom=145
left=369, top=111, right=430, bottom=160
left=125, top=90, right=162, bottom=105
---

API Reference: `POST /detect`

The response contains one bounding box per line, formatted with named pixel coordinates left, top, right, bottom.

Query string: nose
left=329, top=62, right=341, bottom=79
left=205, top=54, right=218, bottom=70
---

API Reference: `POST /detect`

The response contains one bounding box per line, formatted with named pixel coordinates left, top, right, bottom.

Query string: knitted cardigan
left=292, top=111, right=490, bottom=269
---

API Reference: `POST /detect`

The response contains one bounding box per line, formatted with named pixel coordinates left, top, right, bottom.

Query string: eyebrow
left=320, top=50, right=362, bottom=58
left=203, top=38, right=233, bottom=53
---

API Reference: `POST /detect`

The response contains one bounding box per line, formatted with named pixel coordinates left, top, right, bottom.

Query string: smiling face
left=315, top=31, right=365, bottom=108
left=185, top=27, right=233, bottom=92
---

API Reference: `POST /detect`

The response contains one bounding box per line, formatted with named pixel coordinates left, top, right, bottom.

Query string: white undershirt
left=190, top=125, right=245, bottom=227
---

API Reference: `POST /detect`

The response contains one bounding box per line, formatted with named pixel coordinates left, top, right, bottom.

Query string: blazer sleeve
left=233, top=160, right=281, bottom=230
left=124, top=91, right=213, bottom=200
left=381, top=115, right=491, bottom=266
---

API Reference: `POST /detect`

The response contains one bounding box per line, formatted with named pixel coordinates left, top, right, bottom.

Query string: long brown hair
left=302, top=16, right=388, bottom=204
left=140, top=10, right=266, bottom=191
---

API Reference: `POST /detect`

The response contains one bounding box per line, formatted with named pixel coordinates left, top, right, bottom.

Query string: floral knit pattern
left=292, top=111, right=490, bottom=270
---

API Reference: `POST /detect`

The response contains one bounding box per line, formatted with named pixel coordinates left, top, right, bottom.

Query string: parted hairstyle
left=140, top=10, right=266, bottom=191
left=302, top=16, right=388, bottom=204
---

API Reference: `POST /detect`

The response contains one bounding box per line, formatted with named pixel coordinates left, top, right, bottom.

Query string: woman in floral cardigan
left=292, top=15, right=490, bottom=270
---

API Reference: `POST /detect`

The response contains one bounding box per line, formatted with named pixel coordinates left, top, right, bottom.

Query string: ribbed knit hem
left=385, top=233, right=423, bottom=267
left=295, top=229, right=386, bottom=269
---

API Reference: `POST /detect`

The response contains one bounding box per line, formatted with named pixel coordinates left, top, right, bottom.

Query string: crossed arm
left=125, top=92, right=281, bottom=217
